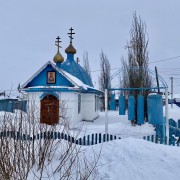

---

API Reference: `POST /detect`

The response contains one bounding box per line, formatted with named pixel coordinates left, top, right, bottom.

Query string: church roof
left=21, top=61, right=92, bottom=91
left=61, top=56, right=93, bottom=87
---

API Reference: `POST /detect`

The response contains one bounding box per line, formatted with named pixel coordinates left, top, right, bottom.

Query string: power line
left=150, top=55, right=180, bottom=64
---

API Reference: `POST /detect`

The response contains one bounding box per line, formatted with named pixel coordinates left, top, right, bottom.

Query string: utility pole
left=170, top=77, right=173, bottom=108
left=155, top=66, right=160, bottom=94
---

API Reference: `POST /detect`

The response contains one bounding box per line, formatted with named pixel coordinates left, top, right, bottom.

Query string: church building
left=20, top=28, right=102, bottom=127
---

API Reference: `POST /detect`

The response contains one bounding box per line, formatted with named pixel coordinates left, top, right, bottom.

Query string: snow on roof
left=20, top=61, right=102, bottom=92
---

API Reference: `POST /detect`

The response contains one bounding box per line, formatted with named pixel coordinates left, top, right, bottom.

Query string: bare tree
left=83, top=51, right=92, bottom=80
left=98, top=51, right=111, bottom=111
left=0, top=101, right=100, bottom=179
left=122, top=12, right=152, bottom=122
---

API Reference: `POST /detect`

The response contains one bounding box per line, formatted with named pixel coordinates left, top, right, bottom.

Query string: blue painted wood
left=147, top=94, right=164, bottom=125
left=110, top=135, right=113, bottom=140
left=107, top=134, right=109, bottom=141
left=151, top=135, right=154, bottom=142
left=61, top=54, right=93, bottom=87
left=109, top=94, right=116, bottom=110
left=91, top=134, right=94, bottom=145
left=64, top=134, right=67, bottom=140
left=155, top=136, right=158, bottom=143
left=178, top=119, right=180, bottom=129
left=119, top=94, right=125, bottom=115
left=103, top=134, right=105, bottom=142
left=25, top=63, right=74, bottom=88
left=68, top=135, right=71, bottom=142
left=75, top=139, right=78, bottom=144
left=58, top=132, right=60, bottom=139
left=83, top=136, right=86, bottom=145
left=128, top=95, right=135, bottom=121
left=44, top=132, right=46, bottom=139
left=47, top=131, right=50, bottom=139
left=87, top=135, right=90, bottom=145
left=72, top=137, right=75, bottom=143
left=51, top=131, right=54, bottom=139
left=99, top=134, right=101, bottom=143
left=137, top=95, right=144, bottom=124
left=171, top=118, right=177, bottom=127
left=95, top=133, right=98, bottom=144
left=37, top=134, right=40, bottom=140
left=54, top=132, right=57, bottom=139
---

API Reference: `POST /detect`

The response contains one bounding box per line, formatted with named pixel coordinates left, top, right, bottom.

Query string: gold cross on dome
left=68, top=27, right=75, bottom=44
left=55, top=36, right=62, bottom=51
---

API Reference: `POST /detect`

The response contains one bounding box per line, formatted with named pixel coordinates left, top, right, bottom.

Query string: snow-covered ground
left=74, top=111, right=155, bottom=139
left=69, top=104, right=180, bottom=180
left=85, top=137, right=180, bottom=180
left=0, top=104, right=180, bottom=179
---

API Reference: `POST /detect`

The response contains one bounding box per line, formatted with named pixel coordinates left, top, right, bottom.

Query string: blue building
left=21, top=28, right=102, bottom=126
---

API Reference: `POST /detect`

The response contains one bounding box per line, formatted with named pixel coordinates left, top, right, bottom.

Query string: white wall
left=26, top=91, right=83, bottom=128
left=25, top=91, right=99, bottom=127
left=82, top=93, right=99, bottom=121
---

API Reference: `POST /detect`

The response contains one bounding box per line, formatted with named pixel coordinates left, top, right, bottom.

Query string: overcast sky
left=0, top=0, right=180, bottom=94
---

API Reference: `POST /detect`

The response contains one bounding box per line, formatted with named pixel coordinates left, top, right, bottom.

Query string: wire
left=150, top=55, right=180, bottom=64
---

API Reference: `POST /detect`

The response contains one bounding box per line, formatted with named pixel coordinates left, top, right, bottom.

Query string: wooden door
left=40, top=95, right=59, bottom=125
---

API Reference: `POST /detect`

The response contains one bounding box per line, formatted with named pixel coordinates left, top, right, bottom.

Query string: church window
left=78, top=94, right=81, bottom=114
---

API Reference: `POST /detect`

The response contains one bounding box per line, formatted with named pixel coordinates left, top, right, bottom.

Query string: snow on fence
left=143, top=118, right=180, bottom=146
left=0, top=131, right=121, bottom=146
left=143, top=135, right=180, bottom=147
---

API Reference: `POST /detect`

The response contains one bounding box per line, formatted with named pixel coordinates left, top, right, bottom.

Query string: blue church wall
left=25, top=64, right=73, bottom=88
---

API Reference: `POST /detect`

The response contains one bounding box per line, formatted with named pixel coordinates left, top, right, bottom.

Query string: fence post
left=103, top=134, right=106, bottom=142
left=87, top=135, right=90, bottom=145
left=58, top=132, right=60, bottom=139
left=83, top=136, right=86, bottom=145
left=99, top=133, right=101, bottom=143
left=91, top=134, right=94, bottom=145
left=95, top=133, right=98, bottom=144
left=110, top=134, right=113, bottom=141
left=151, top=135, right=154, bottom=142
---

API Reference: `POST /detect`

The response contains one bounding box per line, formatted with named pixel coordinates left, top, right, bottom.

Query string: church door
left=40, top=94, right=59, bottom=125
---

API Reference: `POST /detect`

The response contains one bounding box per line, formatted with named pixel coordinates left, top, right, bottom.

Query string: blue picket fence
left=0, top=131, right=121, bottom=146
left=143, top=118, right=180, bottom=146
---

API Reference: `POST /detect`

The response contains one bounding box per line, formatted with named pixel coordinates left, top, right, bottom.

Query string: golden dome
left=53, top=51, right=64, bottom=63
left=65, top=43, right=76, bottom=54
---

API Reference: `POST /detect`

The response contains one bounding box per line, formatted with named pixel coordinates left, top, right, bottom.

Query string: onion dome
left=62, top=27, right=93, bottom=87
left=53, top=36, right=64, bottom=64
left=53, top=51, right=64, bottom=63
left=65, top=43, right=76, bottom=54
